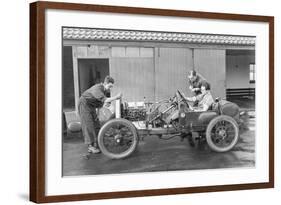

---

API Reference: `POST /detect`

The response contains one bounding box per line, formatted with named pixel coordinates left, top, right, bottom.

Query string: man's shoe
left=88, top=145, right=101, bottom=154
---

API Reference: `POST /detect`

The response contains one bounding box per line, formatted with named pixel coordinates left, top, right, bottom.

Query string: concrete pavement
left=62, top=113, right=255, bottom=176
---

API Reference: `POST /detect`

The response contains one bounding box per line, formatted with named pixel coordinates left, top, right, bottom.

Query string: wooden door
left=155, top=47, right=193, bottom=101
left=110, top=57, right=155, bottom=102
left=194, top=49, right=226, bottom=98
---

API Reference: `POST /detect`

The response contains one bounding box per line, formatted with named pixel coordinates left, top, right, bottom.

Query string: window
left=249, top=63, right=255, bottom=83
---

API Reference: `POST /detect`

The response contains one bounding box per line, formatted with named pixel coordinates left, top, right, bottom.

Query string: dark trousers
left=78, top=97, right=100, bottom=146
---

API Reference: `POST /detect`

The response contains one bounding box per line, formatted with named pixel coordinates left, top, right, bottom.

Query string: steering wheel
left=176, top=90, right=190, bottom=109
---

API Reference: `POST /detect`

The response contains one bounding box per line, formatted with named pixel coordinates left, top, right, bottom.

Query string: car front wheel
left=98, top=118, right=138, bottom=159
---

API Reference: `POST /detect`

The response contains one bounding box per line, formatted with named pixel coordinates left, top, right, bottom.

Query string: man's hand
left=192, top=88, right=200, bottom=92
left=116, top=92, right=122, bottom=100
left=105, top=93, right=122, bottom=104
left=189, top=105, right=194, bottom=111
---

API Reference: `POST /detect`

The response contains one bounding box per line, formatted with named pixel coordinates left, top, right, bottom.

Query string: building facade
left=62, top=27, right=256, bottom=113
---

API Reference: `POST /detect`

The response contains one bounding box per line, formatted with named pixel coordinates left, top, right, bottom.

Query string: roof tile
left=63, top=28, right=255, bottom=45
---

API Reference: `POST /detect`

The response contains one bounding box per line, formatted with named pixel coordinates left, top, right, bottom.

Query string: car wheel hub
left=216, top=126, right=227, bottom=139
left=114, top=134, right=123, bottom=144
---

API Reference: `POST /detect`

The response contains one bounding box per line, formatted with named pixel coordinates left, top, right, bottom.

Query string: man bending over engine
left=78, top=76, right=122, bottom=154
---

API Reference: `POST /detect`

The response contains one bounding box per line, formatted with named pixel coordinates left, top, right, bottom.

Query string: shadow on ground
left=63, top=113, right=255, bottom=176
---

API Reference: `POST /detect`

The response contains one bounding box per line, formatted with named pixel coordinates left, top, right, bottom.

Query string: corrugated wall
left=109, top=47, right=194, bottom=102
left=71, top=45, right=227, bottom=108
left=110, top=57, right=155, bottom=102
left=155, top=47, right=193, bottom=101
left=194, top=49, right=226, bottom=99
left=109, top=47, right=226, bottom=102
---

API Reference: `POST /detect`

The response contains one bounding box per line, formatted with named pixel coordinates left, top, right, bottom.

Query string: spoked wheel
left=98, top=118, right=138, bottom=159
left=206, top=115, right=239, bottom=152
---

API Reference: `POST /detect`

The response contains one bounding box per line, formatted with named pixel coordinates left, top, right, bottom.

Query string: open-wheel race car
left=96, top=90, right=241, bottom=159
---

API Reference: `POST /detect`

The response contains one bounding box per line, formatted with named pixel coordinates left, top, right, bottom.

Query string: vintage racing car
left=96, top=90, right=240, bottom=159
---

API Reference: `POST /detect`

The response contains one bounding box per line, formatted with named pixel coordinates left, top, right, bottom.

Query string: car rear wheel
left=206, top=115, right=239, bottom=152
left=98, top=118, right=138, bottom=159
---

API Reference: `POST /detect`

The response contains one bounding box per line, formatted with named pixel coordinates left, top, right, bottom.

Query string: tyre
left=206, top=115, right=239, bottom=152
left=98, top=118, right=138, bottom=159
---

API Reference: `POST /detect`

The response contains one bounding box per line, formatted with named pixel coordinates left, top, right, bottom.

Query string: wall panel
left=110, top=57, right=155, bottom=102
left=155, top=47, right=193, bottom=101
left=194, top=49, right=226, bottom=98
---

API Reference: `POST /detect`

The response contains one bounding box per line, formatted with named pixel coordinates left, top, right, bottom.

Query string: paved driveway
left=63, top=113, right=255, bottom=176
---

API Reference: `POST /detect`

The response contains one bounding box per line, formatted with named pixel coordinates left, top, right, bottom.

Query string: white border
left=46, top=9, right=269, bottom=196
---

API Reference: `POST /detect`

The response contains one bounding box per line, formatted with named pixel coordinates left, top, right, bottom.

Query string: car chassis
left=96, top=90, right=240, bottom=159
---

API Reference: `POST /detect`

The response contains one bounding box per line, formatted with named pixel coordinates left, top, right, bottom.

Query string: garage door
left=155, top=47, right=193, bottom=101
left=194, top=49, right=226, bottom=98
left=110, top=57, right=155, bottom=102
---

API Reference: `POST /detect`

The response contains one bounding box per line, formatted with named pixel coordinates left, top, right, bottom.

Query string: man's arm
left=185, top=96, right=197, bottom=102
left=189, top=85, right=200, bottom=91
left=185, top=92, right=204, bottom=102
left=104, top=93, right=122, bottom=103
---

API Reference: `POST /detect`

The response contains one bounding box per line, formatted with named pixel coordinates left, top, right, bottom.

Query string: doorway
left=78, top=59, right=110, bottom=95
